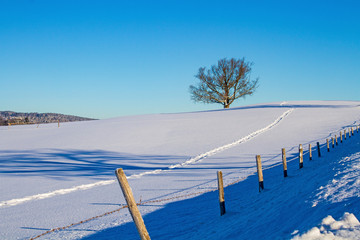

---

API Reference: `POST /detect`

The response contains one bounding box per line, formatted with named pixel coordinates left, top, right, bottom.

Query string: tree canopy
left=189, top=58, right=259, bottom=108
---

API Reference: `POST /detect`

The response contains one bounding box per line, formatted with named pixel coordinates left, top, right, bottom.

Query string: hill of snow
left=1, top=101, right=360, bottom=239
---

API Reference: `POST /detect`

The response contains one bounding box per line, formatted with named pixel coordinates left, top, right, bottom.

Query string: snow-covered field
left=1, top=101, right=360, bottom=239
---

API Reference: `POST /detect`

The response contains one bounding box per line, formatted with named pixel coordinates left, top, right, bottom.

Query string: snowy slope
left=1, top=101, right=360, bottom=239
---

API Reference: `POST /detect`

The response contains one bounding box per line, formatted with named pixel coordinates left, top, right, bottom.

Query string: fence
left=30, top=124, right=360, bottom=240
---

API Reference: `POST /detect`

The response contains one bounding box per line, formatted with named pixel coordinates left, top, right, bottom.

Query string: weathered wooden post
left=115, top=168, right=151, bottom=240
left=344, top=129, right=347, bottom=140
left=299, top=144, right=304, bottom=169
left=335, top=135, right=338, bottom=146
left=217, top=171, right=226, bottom=216
left=349, top=128, right=351, bottom=138
left=317, top=142, right=321, bottom=157
left=58, top=120, right=60, bottom=128
left=340, top=131, right=343, bottom=143
left=281, top=148, right=288, bottom=177
left=256, top=155, right=264, bottom=192
left=327, top=139, right=330, bottom=152
left=332, top=137, right=335, bottom=148
left=351, top=127, right=354, bottom=136
left=309, top=144, right=312, bottom=160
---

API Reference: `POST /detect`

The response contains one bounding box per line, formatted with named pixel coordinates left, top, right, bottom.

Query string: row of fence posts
left=255, top=125, right=359, bottom=194
left=114, top=124, right=359, bottom=240
left=216, top=125, right=359, bottom=217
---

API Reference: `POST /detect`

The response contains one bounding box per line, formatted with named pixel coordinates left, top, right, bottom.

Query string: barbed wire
left=29, top=124, right=360, bottom=239
left=29, top=174, right=251, bottom=240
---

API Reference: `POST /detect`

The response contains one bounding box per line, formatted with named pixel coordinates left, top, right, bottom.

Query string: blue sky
left=1, top=1, right=359, bottom=119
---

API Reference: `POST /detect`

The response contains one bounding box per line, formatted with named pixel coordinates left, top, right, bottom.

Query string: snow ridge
left=0, top=108, right=294, bottom=208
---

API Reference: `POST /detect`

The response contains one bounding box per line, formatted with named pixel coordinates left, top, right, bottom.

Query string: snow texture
left=1, top=101, right=360, bottom=240
left=292, top=213, right=360, bottom=239
left=0, top=108, right=293, bottom=208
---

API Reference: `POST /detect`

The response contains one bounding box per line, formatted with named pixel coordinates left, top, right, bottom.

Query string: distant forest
left=0, top=111, right=96, bottom=126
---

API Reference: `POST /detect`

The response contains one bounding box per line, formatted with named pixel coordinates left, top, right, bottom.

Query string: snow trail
left=0, top=108, right=294, bottom=208
left=0, top=180, right=114, bottom=208
left=131, top=108, right=294, bottom=178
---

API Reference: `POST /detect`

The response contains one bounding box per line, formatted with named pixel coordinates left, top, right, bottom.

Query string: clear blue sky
left=1, top=0, right=359, bottom=119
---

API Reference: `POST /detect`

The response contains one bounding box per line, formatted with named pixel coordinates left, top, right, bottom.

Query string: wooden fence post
left=332, top=137, right=334, bottom=148
left=281, top=148, right=288, bottom=177
left=344, top=129, right=347, bottom=140
left=256, top=155, right=264, bottom=192
left=335, top=135, right=338, bottom=146
left=317, top=142, right=321, bottom=157
left=327, top=139, right=330, bottom=152
left=309, top=144, right=312, bottom=160
left=351, top=127, right=354, bottom=136
left=217, top=171, right=226, bottom=216
left=58, top=120, right=60, bottom=128
left=115, top=169, right=151, bottom=240
left=349, top=128, right=351, bottom=138
left=340, top=131, right=343, bottom=143
left=299, top=144, right=303, bottom=169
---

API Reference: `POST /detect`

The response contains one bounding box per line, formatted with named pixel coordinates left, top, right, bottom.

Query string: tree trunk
left=224, top=98, right=230, bottom=108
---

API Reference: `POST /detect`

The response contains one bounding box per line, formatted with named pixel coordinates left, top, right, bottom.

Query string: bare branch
left=189, top=58, right=259, bottom=108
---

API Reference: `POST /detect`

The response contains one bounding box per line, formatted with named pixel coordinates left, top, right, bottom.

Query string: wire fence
left=29, top=124, right=360, bottom=239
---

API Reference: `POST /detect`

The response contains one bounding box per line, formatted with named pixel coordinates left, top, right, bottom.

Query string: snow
left=1, top=101, right=360, bottom=239
left=292, top=213, right=360, bottom=239
left=0, top=179, right=115, bottom=207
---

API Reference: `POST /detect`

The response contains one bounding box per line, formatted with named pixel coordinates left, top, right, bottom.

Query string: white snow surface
left=1, top=101, right=360, bottom=239
left=292, top=213, right=360, bottom=239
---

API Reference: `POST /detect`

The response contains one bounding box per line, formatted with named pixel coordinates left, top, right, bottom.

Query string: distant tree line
left=0, top=116, right=8, bottom=126
left=0, top=111, right=96, bottom=126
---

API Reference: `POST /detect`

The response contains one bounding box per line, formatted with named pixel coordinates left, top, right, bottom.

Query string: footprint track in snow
left=0, top=108, right=294, bottom=208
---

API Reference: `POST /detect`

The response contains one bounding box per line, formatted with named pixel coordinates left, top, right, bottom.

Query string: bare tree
left=189, top=58, right=259, bottom=108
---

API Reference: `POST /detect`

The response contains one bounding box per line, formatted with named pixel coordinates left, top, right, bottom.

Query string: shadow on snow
left=0, top=149, right=186, bottom=179
left=81, top=135, right=360, bottom=240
